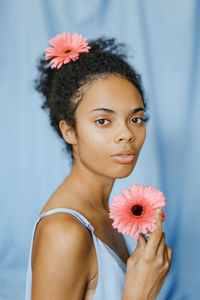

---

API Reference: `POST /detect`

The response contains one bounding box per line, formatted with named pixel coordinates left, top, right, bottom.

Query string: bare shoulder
left=31, top=212, right=94, bottom=300
left=33, top=211, right=93, bottom=252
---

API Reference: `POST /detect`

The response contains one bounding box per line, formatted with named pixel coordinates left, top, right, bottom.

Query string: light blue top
left=25, top=208, right=129, bottom=300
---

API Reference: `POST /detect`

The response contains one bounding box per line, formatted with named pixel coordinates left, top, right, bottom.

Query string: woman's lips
left=111, top=154, right=135, bottom=164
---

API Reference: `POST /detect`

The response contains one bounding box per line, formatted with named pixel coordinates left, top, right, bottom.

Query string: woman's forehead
left=78, top=76, right=144, bottom=112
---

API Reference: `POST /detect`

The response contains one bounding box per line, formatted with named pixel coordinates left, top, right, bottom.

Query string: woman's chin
left=110, top=164, right=135, bottom=179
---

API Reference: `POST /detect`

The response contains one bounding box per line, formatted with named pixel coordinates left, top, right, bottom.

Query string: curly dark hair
left=34, top=36, right=149, bottom=163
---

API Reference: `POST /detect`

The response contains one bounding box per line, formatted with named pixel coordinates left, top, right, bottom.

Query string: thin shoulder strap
left=37, top=208, right=95, bottom=232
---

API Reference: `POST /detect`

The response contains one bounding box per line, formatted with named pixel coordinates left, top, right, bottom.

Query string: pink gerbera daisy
left=45, top=32, right=91, bottom=69
left=109, top=184, right=167, bottom=240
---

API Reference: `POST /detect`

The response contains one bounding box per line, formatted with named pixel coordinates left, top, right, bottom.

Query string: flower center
left=64, top=49, right=72, bottom=54
left=131, top=204, right=144, bottom=216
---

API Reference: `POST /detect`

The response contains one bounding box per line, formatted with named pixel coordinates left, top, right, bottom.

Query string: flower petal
left=140, top=222, right=148, bottom=234
left=44, top=32, right=91, bottom=68
left=109, top=184, right=167, bottom=240
left=121, top=189, right=133, bottom=201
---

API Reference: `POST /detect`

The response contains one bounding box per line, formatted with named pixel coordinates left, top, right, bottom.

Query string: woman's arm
left=121, top=209, right=172, bottom=300
left=31, top=213, right=92, bottom=300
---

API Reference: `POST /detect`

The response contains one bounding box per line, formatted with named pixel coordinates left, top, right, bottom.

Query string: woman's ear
left=59, top=120, right=77, bottom=145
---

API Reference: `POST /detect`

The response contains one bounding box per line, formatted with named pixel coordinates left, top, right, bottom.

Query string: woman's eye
left=131, top=117, right=144, bottom=125
left=95, top=119, right=110, bottom=125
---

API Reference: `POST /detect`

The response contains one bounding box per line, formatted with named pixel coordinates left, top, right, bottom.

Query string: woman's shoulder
left=36, top=184, right=94, bottom=251
left=31, top=202, right=94, bottom=299
left=36, top=203, right=93, bottom=249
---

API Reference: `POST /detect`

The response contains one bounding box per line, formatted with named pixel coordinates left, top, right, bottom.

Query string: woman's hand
left=122, top=209, right=172, bottom=300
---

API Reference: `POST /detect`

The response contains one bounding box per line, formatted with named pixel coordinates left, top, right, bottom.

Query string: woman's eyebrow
left=88, top=107, right=144, bottom=114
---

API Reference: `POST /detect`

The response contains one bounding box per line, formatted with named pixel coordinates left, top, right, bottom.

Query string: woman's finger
left=156, top=232, right=166, bottom=257
left=139, top=233, right=148, bottom=246
left=167, top=246, right=173, bottom=263
left=164, top=244, right=168, bottom=262
left=145, top=209, right=163, bottom=257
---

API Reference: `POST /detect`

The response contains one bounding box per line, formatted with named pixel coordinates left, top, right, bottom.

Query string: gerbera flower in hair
left=109, top=184, right=167, bottom=240
left=45, top=32, right=91, bottom=69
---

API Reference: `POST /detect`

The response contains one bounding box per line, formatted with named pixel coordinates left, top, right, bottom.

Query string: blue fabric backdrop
left=1, top=1, right=200, bottom=299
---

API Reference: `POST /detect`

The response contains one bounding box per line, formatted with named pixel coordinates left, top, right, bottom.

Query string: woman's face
left=73, top=75, right=146, bottom=179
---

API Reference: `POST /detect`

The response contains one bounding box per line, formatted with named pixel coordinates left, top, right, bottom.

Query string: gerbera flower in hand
left=45, top=32, right=91, bottom=69
left=109, top=184, right=167, bottom=240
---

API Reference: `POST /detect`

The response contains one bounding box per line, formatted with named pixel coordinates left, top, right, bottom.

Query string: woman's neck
left=63, top=160, right=115, bottom=212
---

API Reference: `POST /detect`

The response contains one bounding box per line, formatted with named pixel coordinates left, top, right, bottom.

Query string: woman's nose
left=114, top=124, right=135, bottom=143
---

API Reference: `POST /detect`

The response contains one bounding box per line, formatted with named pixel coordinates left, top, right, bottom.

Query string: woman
left=25, top=33, right=172, bottom=300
